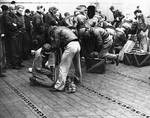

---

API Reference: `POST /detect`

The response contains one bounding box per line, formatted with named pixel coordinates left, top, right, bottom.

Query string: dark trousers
left=9, top=32, right=23, bottom=67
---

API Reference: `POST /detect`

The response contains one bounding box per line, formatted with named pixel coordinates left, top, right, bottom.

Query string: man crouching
left=48, top=26, right=82, bottom=93
left=29, top=43, right=55, bottom=87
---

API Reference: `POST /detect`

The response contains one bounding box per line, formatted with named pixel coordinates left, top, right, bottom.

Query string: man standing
left=1, top=5, right=9, bottom=68
left=32, top=5, right=45, bottom=50
left=44, top=7, right=58, bottom=43
left=0, top=8, right=6, bottom=77
left=24, top=9, right=33, bottom=59
left=16, top=5, right=26, bottom=61
left=48, top=26, right=82, bottom=92
left=109, top=6, right=125, bottom=28
left=5, top=6, right=23, bottom=69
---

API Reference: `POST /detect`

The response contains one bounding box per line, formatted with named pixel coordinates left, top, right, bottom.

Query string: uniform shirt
left=86, top=16, right=99, bottom=27
left=16, top=12, right=25, bottom=31
left=33, top=11, right=44, bottom=34
left=5, top=11, right=18, bottom=33
left=79, top=27, right=110, bottom=56
left=24, top=15, right=33, bottom=32
left=44, top=12, right=58, bottom=27
left=92, top=27, right=110, bottom=47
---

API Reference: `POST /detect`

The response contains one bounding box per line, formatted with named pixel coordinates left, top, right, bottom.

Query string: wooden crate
left=123, top=52, right=150, bottom=67
left=85, top=58, right=106, bottom=74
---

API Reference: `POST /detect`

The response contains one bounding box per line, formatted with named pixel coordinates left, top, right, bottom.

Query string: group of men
left=28, top=4, right=124, bottom=93
left=1, top=1, right=147, bottom=93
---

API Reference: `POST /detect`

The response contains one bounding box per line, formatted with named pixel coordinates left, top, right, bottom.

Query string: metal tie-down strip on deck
left=108, top=70, right=150, bottom=85
left=2, top=79, right=48, bottom=118
left=2, top=70, right=150, bottom=118
left=80, top=83, right=150, bottom=118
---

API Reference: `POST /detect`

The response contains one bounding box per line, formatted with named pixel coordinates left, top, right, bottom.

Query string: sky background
left=1, top=0, right=150, bottom=21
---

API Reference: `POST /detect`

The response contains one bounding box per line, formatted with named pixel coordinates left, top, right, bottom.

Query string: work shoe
left=65, top=81, right=76, bottom=93
left=29, top=77, right=40, bottom=86
left=49, top=87, right=64, bottom=92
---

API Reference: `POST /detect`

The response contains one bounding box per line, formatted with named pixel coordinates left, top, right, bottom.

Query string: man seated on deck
left=29, top=43, right=55, bottom=87
left=48, top=26, right=82, bottom=93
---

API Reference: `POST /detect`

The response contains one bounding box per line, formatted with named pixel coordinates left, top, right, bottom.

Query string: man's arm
left=93, top=28, right=103, bottom=51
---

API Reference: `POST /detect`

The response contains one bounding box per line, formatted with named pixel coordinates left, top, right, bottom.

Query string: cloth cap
left=42, top=43, right=52, bottom=54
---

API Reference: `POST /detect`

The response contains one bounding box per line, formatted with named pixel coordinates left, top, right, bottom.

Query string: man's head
left=48, top=6, right=58, bottom=14
left=9, top=6, right=16, bottom=14
left=1, top=5, right=9, bottom=12
left=64, top=12, right=70, bottom=18
left=16, top=5, right=24, bottom=15
left=41, top=43, right=52, bottom=57
left=37, top=5, right=44, bottom=13
left=109, top=6, right=115, bottom=12
left=10, top=0, right=16, bottom=10
left=25, top=9, right=30, bottom=16
left=87, top=5, right=96, bottom=18
left=75, top=5, right=87, bottom=15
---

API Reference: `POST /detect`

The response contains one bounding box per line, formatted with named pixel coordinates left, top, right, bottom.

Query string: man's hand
left=116, top=17, right=119, bottom=21
left=12, top=23, right=17, bottom=27
left=1, top=34, right=5, bottom=37
left=31, top=50, right=36, bottom=55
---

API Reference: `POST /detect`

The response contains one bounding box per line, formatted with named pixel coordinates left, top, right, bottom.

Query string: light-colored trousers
left=54, top=41, right=82, bottom=90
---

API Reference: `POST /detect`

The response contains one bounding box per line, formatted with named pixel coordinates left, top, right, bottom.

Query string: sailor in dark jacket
left=48, top=26, right=82, bottom=92
left=0, top=8, right=6, bottom=76
left=16, top=5, right=26, bottom=61
left=78, top=27, right=119, bottom=65
left=32, top=5, right=45, bottom=50
left=5, top=6, right=24, bottom=69
left=44, top=7, right=58, bottom=43
left=24, top=9, right=33, bottom=59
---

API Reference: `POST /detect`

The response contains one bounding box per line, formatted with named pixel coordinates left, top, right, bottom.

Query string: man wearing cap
left=5, top=5, right=24, bottom=69
left=29, top=43, right=55, bottom=86
left=48, top=26, right=82, bottom=92
left=109, top=6, right=125, bottom=28
left=32, top=5, right=45, bottom=50
left=10, top=1, right=16, bottom=10
left=73, top=5, right=87, bottom=30
left=44, top=7, right=59, bottom=43
left=16, top=5, right=27, bottom=61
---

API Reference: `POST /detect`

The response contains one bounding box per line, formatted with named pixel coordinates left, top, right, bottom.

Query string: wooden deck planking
left=1, top=59, right=150, bottom=118
left=5, top=70, right=118, bottom=117
left=82, top=73, right=150, bottom=115
left=0, top=80, right=38, bottom=118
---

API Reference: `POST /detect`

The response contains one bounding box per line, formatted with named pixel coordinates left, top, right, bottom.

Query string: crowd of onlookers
left=0, top=0, right=149, bottom=78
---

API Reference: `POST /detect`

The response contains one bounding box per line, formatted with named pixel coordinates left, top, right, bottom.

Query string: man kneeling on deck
left=48, top=26, right=82, bottom=93
left=29, top=43, right=55, bottom=87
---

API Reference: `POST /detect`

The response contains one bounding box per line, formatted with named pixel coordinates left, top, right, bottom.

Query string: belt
left=71, top=39, right=78, bottom=42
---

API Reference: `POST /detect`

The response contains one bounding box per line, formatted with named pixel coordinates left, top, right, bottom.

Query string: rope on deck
left=80, top=83, right=150, bottom=118
left=2, top=79, right=48, bottom=118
